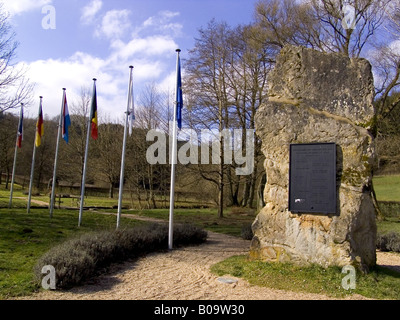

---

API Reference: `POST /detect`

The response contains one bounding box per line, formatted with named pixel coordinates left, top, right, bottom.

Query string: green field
left=0, top=207, right=145, bottom=299
left=131, top=207, right=255, bottom=237
left=373, top=175, right=400, bottom=235
left=0, top=206, right=254, bottom=299
left=1, top=175, right=400, bottom=300
left=0, top=183, right=137, bottom=210
left=211, top=255, right=400, bottom=300
left=373, top=175, right=400, bottom=202
left=0, top=183, right=255, bottom=299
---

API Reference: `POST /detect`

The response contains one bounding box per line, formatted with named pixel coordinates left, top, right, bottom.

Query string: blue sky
left=4, top=0, right=259, bottom=120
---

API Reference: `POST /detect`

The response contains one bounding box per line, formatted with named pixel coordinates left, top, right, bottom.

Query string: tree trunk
left=247, top=156, right=260, bottom=209
left=218, top=177, right=224, bottom=219
left=148, top=164, right=157, bottom=209
left=136, top=183, right=143, bottom=210
left=218, top=95, right=224, bottom=219
left=5, top=167, right=10, bottom=189
left=36, top=166, right=42, bottom=191
left=247, top=177, right=256, bottom=209
left=227, top=167, right=240, bottom=206
left=109, top=182, right=114, bottom=199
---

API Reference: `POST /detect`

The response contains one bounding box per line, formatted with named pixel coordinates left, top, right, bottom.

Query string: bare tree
left=0, top=113, right=17, bottom=188
left=386, top=0, right=400, bottom=37
left=226, top=25, right=271, bottom=208
left=0, top=4, right=33, bottom=113
left=372, top=45, right=400, bottom=119
left=254, top=0, right=319, bottom=51
left=368, top=1, right=400, bottom=173
left=57, top=87, right=91, bottom=186
left=185, top=20, right=235, bottom=218
left=94, top=120, right=123, bottom=198
left=135, top=83, right=168, bottom=131
left=127, top=83, right=170, bottom=209
left=255, top=0, right=390, bottom=58
left=309, top=0, right=389, bottom=57
left=372, top=0, right=400, bottom=119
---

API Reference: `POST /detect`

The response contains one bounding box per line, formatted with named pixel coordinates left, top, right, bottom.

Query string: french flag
left=62, top=90, right=71, bottom=143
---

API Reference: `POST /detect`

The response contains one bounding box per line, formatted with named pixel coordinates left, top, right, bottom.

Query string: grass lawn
left=373, top=175, right=400, bottom=202
left=0, top=197, right=254, bottom=299
left=376, top=201, right=400, bottom=235
left=0, top=184, right=213, bottom=212
left=0, top=207, right=142, bottom=299
left=208, top=177, right=400, bottom=301
left=211, top=255, right=400, bottom=300
left=1, top=176, right=400, bottom=300
left=0, top=183, right=132, bottom=210
left=131, top=206, right=256, bottom=237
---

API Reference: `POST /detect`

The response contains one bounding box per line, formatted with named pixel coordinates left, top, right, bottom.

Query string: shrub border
left=34, top=223, right=207, bottom=289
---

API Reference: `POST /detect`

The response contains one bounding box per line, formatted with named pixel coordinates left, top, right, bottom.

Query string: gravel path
left=14, top=211, right=400, bottom=300
left=22, top=232, right=333, bottom=300
left=14, top=197, right=49, bottom=207
left=19, top=228, right=400, bottom=301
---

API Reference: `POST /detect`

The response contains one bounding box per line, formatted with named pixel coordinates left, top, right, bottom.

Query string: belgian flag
left=90, top=79, right=98, bottom=140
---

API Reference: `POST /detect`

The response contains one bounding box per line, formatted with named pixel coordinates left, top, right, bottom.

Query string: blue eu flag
left=176, top=53, right=183, bottom=130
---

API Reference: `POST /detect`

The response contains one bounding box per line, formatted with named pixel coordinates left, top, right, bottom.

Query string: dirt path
left=22, top=232, right=333, bottom=300
left=20, top=231, right=400, bottom=301
left=16, top=211, right=400, bottom=300
left=14, top=197, right=49, bottom=207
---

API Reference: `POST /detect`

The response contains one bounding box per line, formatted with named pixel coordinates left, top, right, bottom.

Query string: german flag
left=35, top=97, right=44, bottom=147
left=90, top=79, right=98, bottom=140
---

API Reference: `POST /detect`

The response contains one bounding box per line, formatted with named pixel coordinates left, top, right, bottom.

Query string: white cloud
left=2, top=0, right=52, bottom=16
left=158, top=70, right=177, bottom=94
left=110, top=36, right=178, bottom=60
left=136, top=10, right=182, bottom=37
left=95, top=9, right=131, bottom=39
left=81, top=0, right=103, bottom=25
left=20, top=55, right=112, bottom=117
left=143, top=11, right=180, bottom=27
left=389, top=39, right=400, bottom=54
left=18, top=8, right=183, bottom=120
left=20, top=37, right=178, bottom=120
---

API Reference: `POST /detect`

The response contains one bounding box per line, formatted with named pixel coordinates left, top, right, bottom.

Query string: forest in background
left=1, top=1, right=400, bottom=217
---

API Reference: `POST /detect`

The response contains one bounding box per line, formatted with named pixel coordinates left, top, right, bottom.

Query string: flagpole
left=50, top=90, right=65, bottom=218
left=27, top=96, right=43, bottom=213
left=8, top=104, right=23, bottom=209
left=168, top=49, right=181, bottom=250
left=117, top=66, right=134, bottom=229
left=79, top=78, right=97, bottom=227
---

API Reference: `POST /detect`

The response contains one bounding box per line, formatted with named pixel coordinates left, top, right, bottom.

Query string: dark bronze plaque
left=289, top=143, right=337, bottom=214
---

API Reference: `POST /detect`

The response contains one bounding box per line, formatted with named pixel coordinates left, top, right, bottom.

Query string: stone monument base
left=251, top=46, right=377, bottom=272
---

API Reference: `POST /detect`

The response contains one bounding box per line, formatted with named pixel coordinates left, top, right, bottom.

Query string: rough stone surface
left=251, top=45, right=377, bottom=271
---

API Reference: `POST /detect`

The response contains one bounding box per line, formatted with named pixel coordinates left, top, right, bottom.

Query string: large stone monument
left=251, top=45, right=377, bottom=271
